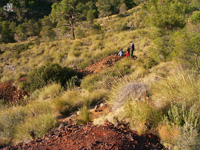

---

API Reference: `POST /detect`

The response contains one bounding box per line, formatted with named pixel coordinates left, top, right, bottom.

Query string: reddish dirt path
left=79, top=55, right=123, bottom=75
left=3, top=122, right=166, bottom=150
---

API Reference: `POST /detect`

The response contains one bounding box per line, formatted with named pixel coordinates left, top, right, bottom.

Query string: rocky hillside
left=0, top=0, right=199, bottom=149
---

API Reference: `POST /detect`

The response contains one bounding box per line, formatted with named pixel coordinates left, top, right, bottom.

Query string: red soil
left=0, top=77, right=28, bottom=104
left=3, top=122, right=166, bottom=150
left=79, top=55, right=123, bottom=75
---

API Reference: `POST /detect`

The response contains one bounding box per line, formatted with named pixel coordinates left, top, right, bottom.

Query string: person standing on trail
left=130, top=41, right=135, bottom=57
left=126, top=47, right=130, bottom=57
left=118, top=49, right=123, bottom=56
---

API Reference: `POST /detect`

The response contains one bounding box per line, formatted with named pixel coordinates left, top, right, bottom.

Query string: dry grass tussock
left=109, top=76, right=149, bottom=110
left=112, top=82, right=148, bottom=110
left=151, top=66, right=200, bottom=108
left=158, top=124, right=180, bottom=144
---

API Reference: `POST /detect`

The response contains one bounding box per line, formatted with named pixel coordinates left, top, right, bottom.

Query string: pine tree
left=50, top=0, right=87, bottom=40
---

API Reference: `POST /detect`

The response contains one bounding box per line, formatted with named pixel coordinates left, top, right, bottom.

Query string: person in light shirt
left=118, top=49, right=123, bottom=56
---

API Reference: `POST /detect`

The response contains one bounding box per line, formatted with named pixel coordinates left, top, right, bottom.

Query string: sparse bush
left=160, top=104, right=200, bottom=147
left=0, top=91, right=58, bottom=144
left=165, top=104, right=199, bottom=128
left=66, top=76, right=79, bottom=90
left=75, top=26, right=87, bottom=38
left=176, top=126, right=200, bottom=150
left=54, top=89, right=107, bottom=115
left=25, top=100, right=53, bottom=117
left=75, top=22, right=102, bottom=38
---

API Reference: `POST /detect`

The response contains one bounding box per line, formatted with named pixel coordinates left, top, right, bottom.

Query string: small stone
left=100, top=103, right=107, bottom=107
left=58, top=123, right=65, bottom=130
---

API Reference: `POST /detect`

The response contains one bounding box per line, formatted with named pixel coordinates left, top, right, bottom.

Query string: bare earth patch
left=3, top=122, right=166, bottom=150
left=79, top=55, right=123, bottom=75
left=0, top=77, right=28, bottom=104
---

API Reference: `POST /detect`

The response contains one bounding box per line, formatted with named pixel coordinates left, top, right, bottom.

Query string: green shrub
left=24, top=63, right=79, bottom=92
left=176, top=126, right=200, bottom=150
left=165, top=104, right=199, bottom=129
left=163, top=104, right=200, bottom=148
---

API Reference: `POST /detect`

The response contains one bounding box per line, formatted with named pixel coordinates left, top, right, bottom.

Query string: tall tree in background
left=0, top=21, right=15, bottom=43
left=96, top=0, right=134, bottom=17
left=51, top=0, right=85, bottom=40
left=40, top=16, right=55, bottom=40
left=145, top=0, right=190, bottom=30
left=96, top=0, right=120, bottom=17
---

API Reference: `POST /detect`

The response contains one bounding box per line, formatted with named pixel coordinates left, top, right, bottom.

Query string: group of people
left=118, top=41, right=135, bottom=58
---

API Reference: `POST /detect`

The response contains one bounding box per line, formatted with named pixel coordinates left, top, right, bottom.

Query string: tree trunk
left=71, top=21, right=75, bottom=40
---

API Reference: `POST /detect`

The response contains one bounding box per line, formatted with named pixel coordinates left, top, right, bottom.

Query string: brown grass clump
left=158, top=124, right=180, bottom=144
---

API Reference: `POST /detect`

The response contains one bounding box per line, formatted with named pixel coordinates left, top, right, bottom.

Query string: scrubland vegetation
left=0, top=0, right=200, bottom=149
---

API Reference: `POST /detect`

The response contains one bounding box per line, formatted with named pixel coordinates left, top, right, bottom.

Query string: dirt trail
left=79, top=55, right=123, bottom=75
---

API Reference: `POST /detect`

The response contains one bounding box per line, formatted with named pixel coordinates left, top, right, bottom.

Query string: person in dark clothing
left=130, top=41, right=135, bottom=57
left=126, top=47, right=130, bottom=57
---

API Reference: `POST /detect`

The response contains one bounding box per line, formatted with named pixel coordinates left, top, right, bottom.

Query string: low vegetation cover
left=0, top=0, right=200, bottom=149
